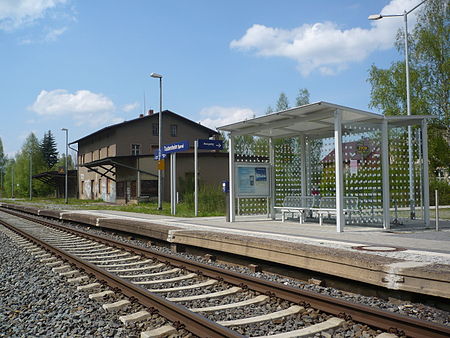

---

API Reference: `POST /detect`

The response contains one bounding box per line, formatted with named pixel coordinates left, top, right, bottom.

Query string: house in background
left=70, top=110, right=228, bottom=204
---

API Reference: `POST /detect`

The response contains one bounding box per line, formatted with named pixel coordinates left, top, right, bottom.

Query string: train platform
left=1, top=202, right=449, bottom=299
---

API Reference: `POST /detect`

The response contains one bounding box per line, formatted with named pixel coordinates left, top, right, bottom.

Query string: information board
left=235, top=164, right=270, bottom=197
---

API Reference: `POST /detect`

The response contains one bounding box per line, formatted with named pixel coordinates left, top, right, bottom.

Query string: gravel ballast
left=0, top=227, right=174, bottom=337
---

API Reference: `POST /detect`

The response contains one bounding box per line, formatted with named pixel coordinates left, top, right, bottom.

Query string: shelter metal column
left=269, top=137, right=275, bottom=220
left=300, top=134, right=307, bottom=197
left=381, top=119, right=390, bottom=229
left=229, top=134, right=236, bottom=222
left=334, top=109, right=344, bottom=232
left=305, top=137, right=311, bottom=193
left=421, top=119, right=430, bottom=227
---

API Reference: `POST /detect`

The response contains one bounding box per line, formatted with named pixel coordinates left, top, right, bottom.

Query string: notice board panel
left=235, top=164, right=271, bottom=197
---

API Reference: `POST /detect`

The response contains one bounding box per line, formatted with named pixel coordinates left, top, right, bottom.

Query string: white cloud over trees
left=29, top=89, right=123, bottom=127
left=230, top=0, right=421, bottom=76
left=198, top=106, right=257, bottom=130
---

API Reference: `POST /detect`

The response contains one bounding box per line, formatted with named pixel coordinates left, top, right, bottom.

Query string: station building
left=70, top=110, right=227, bottom=204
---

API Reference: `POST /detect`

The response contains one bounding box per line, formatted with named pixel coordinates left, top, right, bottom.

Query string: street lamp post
left=61, top=128, right=69, bottom=204
left=29, top=150, right=32, bottom=200
left=369, top=0, right=427, bottom=220
left=150, top=72, right=163, bottom=210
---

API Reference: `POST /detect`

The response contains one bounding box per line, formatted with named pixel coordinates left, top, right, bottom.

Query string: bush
left=429, top=179, right=450, bottom=206
left=182, top=184, right=225, bottom=215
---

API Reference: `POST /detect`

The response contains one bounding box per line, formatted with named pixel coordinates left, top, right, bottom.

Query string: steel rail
left=0, top=217, right=242, bottom=338
left=2, top=207, right=450, bottom=338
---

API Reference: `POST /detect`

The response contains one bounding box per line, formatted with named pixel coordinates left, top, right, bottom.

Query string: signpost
left=197, top=139, right=223, bottom=150
left=154, top=141, right=189, bottom=215
left=194, top=139, right=224, bottom=216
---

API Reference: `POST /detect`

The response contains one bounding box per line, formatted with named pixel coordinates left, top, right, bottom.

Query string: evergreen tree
left=295, top=88, right=310, bottom=106
left=265, top=105, right=274, bottom=115
left=41, top=130, right=59, bottom=169
left=276, top=92, right=289, bottom=111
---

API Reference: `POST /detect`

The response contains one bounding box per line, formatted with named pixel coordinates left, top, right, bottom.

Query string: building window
left=106, top=178, right=110, bottom=194
left=170, top=124, right=177, bottom=137
left=152, top=123, right=159, bottom=136
left=98, top=179, right=101, bottom=195
left=131, top=144, right=140, bottom=156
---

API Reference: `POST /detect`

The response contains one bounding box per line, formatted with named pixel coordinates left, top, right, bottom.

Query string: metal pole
left=421, top=118, right=430, bottom=227
left=65, top=129, right=68, bottom=204
left=158, top=77, right=163, bottom=210
left=334, top=109, right=344, bottom=232
left=268, top=137, right=275, bottom=220
left=404, top=12, right=415, bottom=220
left=435, top=190, right=439, bottom=231
left=29, top=151, right=32, bottom=200
left=228, top=134, right=235, bottom=222
left=381, top=119, right=391, bottom=229
left=194, top=140, right=198, bottom=216
left=11, top=166, right=14, bottom=198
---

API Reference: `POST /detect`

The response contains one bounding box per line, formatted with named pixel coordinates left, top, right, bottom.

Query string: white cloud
left=0, top=0, right=67, bottom=31
left=44, top=26, right=66, bottom=41
left=122, top=102, right=139, bottom=112
left=29, top=89, right=123, bottom=128
left=198, top=106, right=257, bottom=130
left=230, top=0, right=421, bottom=76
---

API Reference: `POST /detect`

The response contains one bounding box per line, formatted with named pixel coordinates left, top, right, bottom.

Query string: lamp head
left=368, top=14, right=383, bottom=20
left=150, top=72, right=163, bottom=79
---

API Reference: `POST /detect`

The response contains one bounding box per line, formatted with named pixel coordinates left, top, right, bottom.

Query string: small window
left=170, top=124, right=177, bottom=137
left=152, top=123, right=159, bottom=136
left=131, top=144, right=140, bottom=156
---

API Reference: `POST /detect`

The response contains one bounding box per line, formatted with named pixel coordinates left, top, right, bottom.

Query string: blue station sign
left=153, top=149, right=167, bottom=160
left=163, top=140, right=189, bottom=154
left=197, top=139, right=223, bottom=150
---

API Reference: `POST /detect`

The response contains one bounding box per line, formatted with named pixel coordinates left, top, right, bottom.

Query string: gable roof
left=69, top=110, right=219, bottom=145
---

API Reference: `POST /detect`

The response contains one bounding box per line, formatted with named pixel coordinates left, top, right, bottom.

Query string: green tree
left=41, top=130, right=59, bottom=169
left=295, top=88, right=310, bottom=106
left=368, top=0, right=449, bottom=173
left=0, top=137, right=6, bottom=194
left=3, top=133, right=52, bottom=198
left=54, top=154, right=75, bottom=170
left=265, top=105, right=274, bottom=115
left=276, top=92, right=289, bottom=111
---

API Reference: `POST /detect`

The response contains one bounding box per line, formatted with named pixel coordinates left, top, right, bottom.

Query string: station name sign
left=163, top=140, right=189, bottom=154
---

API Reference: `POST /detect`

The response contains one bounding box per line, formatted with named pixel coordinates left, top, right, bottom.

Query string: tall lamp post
left=150, top=72, right=163, bottom=210
left=29, top=150, right=32, bottom=200
left=61, top=128, right=69, bottom=204
left=369, top=0, right=427, bottom=220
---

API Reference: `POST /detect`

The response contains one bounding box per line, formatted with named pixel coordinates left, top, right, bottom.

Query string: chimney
left=148, top=109, right=154, bottom=115
left=139, top=113, right=144, bottom=118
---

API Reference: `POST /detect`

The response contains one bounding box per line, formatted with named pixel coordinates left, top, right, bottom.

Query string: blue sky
left=0, top=0, right=421, bottom=158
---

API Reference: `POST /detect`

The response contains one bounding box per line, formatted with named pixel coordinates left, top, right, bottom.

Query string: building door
left=90, top=180, right=94, bottom=199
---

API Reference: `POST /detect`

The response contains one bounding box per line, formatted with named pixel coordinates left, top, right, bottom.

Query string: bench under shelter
left=218, top=101, right=433, bottom=232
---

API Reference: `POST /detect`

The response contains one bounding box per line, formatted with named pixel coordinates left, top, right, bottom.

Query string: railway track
left=1, top=207, right=449, bottom=338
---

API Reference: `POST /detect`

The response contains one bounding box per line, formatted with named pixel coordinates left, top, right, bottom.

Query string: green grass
left=394, top=207, right=450, bottom=220
left=0, top=197, right=225, bottom=217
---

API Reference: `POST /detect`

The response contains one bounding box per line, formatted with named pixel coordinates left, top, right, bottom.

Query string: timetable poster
left=236, top=165, right=270, bottom=197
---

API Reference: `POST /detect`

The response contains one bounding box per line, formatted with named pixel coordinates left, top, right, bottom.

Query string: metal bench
left=312, top=197, right=359, bottom=225
left=275, top=196, right=318, bottom=223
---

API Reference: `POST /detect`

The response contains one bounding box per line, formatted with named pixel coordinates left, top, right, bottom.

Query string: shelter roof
left=218, top=101, right=433, bottom=138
